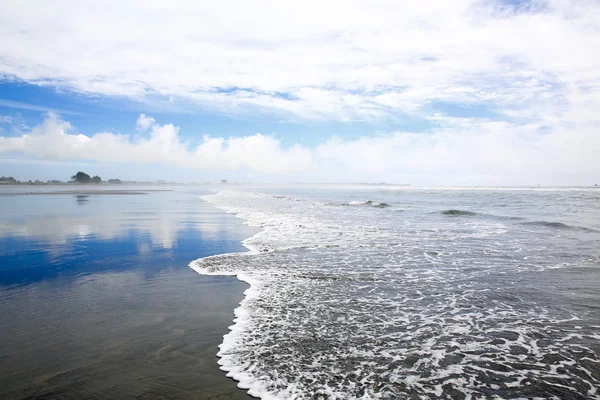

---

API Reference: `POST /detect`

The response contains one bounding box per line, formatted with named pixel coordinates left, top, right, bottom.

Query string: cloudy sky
left=0, top=0, right=598, bottom=185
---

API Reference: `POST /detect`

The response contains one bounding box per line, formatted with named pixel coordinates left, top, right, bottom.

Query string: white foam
left=189, top=190, right=600, bottom=399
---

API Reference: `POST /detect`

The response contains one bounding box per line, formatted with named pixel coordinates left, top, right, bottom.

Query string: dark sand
left=0, top=267, right=253, bottom=399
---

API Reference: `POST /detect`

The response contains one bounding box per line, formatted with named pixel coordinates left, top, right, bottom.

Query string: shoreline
left=189, top=193, right=271, bottom=399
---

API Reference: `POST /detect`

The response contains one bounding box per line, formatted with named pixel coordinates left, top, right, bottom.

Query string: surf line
left=189, top=193, right=276, bottom=398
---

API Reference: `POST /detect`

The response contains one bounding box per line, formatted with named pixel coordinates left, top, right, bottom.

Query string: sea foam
left=190, top=190, right=600, bottom=399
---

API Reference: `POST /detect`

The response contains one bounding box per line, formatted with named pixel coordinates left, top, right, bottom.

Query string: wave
left=439, top=209, right=478, bottom=216
left=437, top=209, right=598, bottom=232
left=271, top=194, right=301, bottom=201
left=437, top=209, right=529, bottom=221
left=345, top=200, right=390, bottom=208
left=521, top=220, right=599, bottom=232
left=312, top=199, right=392, bottom=209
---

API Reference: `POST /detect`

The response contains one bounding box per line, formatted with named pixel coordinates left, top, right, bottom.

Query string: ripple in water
left=191, top=191, right=600, bottom=399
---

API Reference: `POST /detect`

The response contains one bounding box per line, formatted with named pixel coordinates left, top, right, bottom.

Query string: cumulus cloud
left=0, top=113, right=598, bottom=185
left=0, top=113, right=313, bottom=175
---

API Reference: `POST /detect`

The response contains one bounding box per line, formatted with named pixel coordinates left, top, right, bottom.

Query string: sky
left=0, top=0, right=599, bottom=185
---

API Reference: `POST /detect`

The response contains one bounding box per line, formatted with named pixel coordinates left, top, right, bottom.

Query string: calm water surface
left=0, top=185, right=257, bottom=399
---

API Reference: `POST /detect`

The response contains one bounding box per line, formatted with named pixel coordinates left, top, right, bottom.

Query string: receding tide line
left=189, top=195, right=277, bottom=400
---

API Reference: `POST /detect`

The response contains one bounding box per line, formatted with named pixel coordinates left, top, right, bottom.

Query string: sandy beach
left=0, top=187, right=256, bottom=399
left=0, top=269, right=253, bottom=399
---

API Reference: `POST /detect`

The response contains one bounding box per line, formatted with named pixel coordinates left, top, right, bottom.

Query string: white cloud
left=0, top=113, right=598, bottom=185
left=0, top=115, right=11, bottom=124
left=0, top=0, right=598, bottom=125
left=0, top=113, right=313, bottom=175
left=136, top=114, right=155, bottom=132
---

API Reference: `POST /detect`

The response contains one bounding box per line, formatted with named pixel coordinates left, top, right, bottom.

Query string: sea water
left=191, top=185, right=600, bottom=399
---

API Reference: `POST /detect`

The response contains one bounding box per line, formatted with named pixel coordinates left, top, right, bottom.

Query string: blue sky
left=0, top=81, right=438, bottom=145
left=0, top=0, right=598, bottom=185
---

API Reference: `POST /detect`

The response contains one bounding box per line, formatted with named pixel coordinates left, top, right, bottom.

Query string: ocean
left=191, top=185, right=600, bottom=399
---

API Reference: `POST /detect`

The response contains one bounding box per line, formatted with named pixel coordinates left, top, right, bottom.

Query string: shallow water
left=191, top=186, right=600, bottom=399
left=0, top=186, right=257, bottom=399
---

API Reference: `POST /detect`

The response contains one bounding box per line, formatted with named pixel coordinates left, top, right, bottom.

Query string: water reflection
left=75, top=194, right=90, bottom=205
left=0, top=188, right=256, bottom=287
left=0, top=187, right=256, bottom=399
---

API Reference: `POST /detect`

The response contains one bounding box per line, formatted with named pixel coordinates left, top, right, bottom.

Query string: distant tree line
left=1, top=176, right=64, bottom=184
left=1, top=173, right=123, bottom=185
left=70, top=172, right=121, bottom=184
left=0, top=176, right=17, bottom=183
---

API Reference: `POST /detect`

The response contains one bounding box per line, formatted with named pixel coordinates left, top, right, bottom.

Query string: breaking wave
left=346, top=200, right=391, bottom=208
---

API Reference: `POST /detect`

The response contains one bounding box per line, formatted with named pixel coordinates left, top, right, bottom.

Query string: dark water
left=0, top=186, right=257, bottom=399
left=192, top=186, right=600, bottom=399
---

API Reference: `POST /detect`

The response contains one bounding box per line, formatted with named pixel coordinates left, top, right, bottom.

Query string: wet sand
left=0, top=268, right=253, bottom=399
left=0, top=187, right=256, bottom=399
left=0, top=189, right=170, bottom=195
